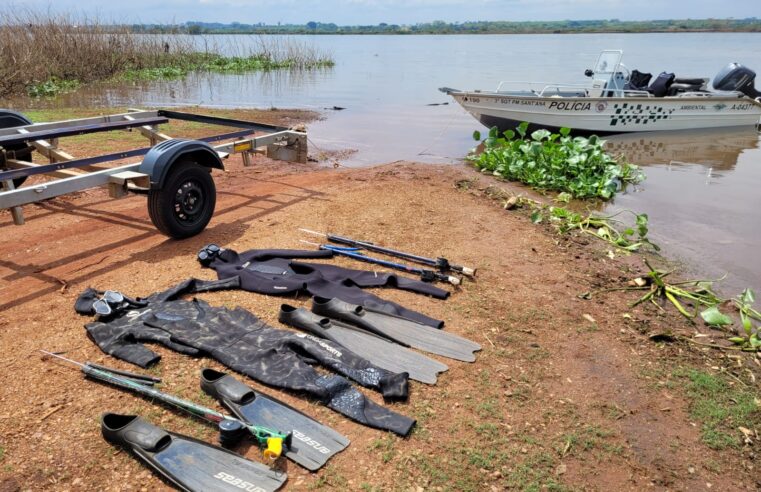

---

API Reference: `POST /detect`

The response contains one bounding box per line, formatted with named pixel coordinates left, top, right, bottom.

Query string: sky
left=5, top=0, right=760, bottom=25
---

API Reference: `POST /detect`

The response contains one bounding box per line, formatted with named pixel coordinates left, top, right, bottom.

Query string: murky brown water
left=605, top=127, right=761, bottom=295
left=4, top=33, right=761, bottom=293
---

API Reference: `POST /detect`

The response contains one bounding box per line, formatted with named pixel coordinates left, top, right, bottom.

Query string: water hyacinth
left=469, top=122, right=644, bottom=200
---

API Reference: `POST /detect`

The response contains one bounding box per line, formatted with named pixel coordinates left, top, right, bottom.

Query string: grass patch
left=677, top=368, right=760, bottom=449
left=505, top=451, right=569, bottom=491
left=368, top=435, right=396, bottom=464
left=473, top=422, right=501, bottom=439
left=475, top=398, right=502, bottom=419
left=470, top=123, right=643, bottom=200
left=465, top=447, right=509, bottom=470
left=308, top=466, right=347, bottom=489
left=416, top=455, right=452, bottom=489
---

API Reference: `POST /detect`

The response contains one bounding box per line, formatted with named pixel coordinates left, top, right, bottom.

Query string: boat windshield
left=593, top=50, right=623, bottom=75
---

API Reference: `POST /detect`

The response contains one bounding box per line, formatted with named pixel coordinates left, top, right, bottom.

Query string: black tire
left=147, top=161, right=216, bottom=239
left=0, top=110, right=33, bottom=189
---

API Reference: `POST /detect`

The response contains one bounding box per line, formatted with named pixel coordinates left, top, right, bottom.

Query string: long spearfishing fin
left=279, top=305, right=448, bottom=385
left=311, top=297, right=481, bottom=362
left=101, top=413, right=287, bottom=492
left=201, top=368, right=350, bottom=471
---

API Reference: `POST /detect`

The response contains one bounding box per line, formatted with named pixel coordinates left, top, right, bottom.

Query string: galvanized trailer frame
left=0, top=108, right=307, bottom=238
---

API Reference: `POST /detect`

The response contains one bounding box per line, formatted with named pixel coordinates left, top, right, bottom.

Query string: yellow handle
left=263, top=437, right=283, bottom=460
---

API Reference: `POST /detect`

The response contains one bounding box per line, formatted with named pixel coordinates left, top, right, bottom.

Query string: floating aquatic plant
left=470, top=123, right=643, bottom=200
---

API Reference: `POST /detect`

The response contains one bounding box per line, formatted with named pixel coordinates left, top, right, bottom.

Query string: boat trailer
left=0, top=108, right=307, bottom=238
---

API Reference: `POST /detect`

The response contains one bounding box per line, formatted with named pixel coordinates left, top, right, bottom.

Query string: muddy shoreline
left=1, top=108, right=759, bottom=491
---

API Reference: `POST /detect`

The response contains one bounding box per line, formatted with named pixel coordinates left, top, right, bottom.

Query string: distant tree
left=187, top=24, right=202, bottom=35
left=307, top=21, right=317, bottom=30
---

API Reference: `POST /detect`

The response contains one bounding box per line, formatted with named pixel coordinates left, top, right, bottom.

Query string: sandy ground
left=1, top=109, right=759, bottom=491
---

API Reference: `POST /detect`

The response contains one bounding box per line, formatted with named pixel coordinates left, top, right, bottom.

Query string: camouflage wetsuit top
left=78, top=278, right=415, bottom=436
left=203, top=248, right=449, bottom=328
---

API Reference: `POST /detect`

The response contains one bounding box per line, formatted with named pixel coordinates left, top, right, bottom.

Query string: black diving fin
left=101, top=413, right=286, bottom=492
left=311, top=297, right=481, bottom=362
left=201, top=368, right=350, bottom=471
left=279, top=305, right=448, bottom=384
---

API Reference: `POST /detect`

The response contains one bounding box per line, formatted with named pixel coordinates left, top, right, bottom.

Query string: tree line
left=128, top=18, right=761, bottom=35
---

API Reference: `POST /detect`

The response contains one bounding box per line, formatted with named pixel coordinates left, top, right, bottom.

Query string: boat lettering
left=498, top=98, right=546, bottom=107
left=730, top=103, right=752, bottom=110
left=548, top=101, right=591, bottom=111
left=679, top=105, right=706, bottom=110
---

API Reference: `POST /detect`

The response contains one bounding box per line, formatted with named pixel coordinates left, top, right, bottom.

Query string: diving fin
left=201, top=368, right=350, bottom=471
left=311, top=297, right=481, bottom=362
left=101, top=413, right=286, bottom=492
left=280, top=305, right=448, bottom=385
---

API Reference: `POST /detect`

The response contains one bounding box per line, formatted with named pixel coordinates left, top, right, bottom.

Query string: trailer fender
left=139, top=138, right=223, bottom=190
left=0, top=109, right=32, bottom=129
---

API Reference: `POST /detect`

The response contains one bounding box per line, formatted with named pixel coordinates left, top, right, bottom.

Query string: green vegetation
left=630, top=259, right=723, bottom=318
left=582, top=257, right=761, bottom=350
left=548, top=207, right=658, bottom=251
left=470, top=123, right=643, bottom=200
left=368, top=435, right=397, bottom=463
left=308, top=465, right=348, bottom=489
left=131, top=18, right=761, bottom=35
left=27, top=77, right=80, bottom=98
left=727, top=289, right=761, bottom=349
left=701, top=288, right=761, bottom=350
left=122, top=53, right=332, bottom=81
left=676, top=369, right=760, bottom=449
left=0, top=11, right=333, bottom=99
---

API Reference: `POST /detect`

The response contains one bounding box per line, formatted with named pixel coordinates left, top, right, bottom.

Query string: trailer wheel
left=0, top=109, right=34, bottom=189
left=147, top=161, right=216, bottom=239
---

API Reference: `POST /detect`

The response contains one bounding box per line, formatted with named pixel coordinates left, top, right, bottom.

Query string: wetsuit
left=77, top=278, right=415, bottom=436
left=204, top=248, right=449, bottom=328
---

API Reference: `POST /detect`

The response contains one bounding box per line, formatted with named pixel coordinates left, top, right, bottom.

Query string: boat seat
left=674, top=77, right=707, bottom=86
left=647, top=72, right=676, bottom=97
left=667, top=83, right=707, bottom=96
left=624, top=70, right=652, bottom=91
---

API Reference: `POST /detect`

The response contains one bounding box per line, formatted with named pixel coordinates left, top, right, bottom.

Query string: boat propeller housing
left=713, top=63, right=761, bottom=99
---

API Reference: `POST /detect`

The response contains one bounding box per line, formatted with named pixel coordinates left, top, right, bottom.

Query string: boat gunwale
left=449, top=91, right=761, bottom=108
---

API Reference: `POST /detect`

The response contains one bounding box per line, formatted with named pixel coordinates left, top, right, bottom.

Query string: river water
left=16, top=33, right=761, bottom=293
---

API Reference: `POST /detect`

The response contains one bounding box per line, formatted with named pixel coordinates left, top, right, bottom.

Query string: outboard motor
left=713, top=63, right=761, bottom=99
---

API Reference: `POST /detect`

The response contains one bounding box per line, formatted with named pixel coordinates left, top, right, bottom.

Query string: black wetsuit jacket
left=204, top=248, right=449, bottom=328
left=77, top=278, right=415, bottom=436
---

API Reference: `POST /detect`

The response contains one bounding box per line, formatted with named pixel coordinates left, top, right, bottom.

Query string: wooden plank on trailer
left=124, top=115, right=172, bottom=145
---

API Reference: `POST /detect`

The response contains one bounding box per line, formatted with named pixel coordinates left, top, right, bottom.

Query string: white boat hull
left=450, top=92, right=761, bottom=135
